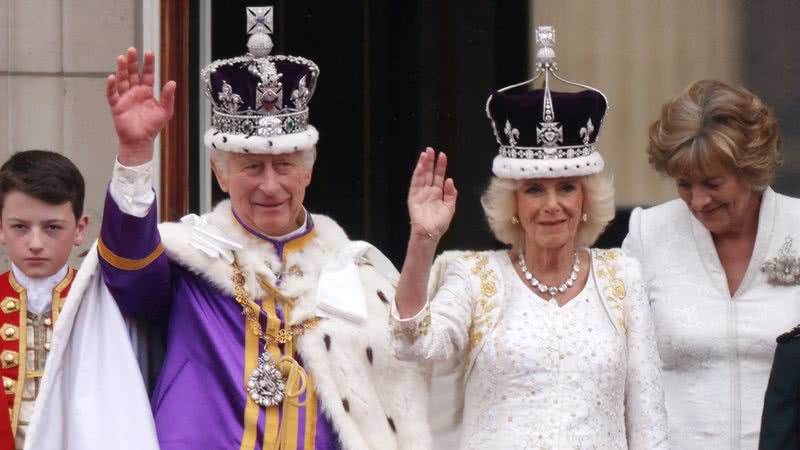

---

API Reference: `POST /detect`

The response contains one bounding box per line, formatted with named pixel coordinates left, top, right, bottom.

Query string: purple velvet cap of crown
left=486, top=88, right=609, bottom=179
left=487, top=89, right=607, bottom=148
left=202, top=53, right=320, bottom=154
left=207, top=59, right=316, bottom=113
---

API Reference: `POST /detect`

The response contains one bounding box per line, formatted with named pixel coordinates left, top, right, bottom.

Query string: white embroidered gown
left=623, top=187, right=800, bottom=449
left=392, top=249, right=668, bottom=450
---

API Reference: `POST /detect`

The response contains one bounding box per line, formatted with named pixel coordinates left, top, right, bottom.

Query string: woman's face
left=516, top=177, right=584, bottom=251
left=674, top=163, right=759, bottom=236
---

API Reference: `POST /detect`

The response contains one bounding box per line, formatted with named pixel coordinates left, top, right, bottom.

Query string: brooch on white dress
left=762, top=236, right=800, bottom=285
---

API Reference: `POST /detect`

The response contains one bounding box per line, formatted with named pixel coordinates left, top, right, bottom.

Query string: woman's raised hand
left=407, top=148, right=458, bottom=242
left=106, top=48, right=177, bottom=166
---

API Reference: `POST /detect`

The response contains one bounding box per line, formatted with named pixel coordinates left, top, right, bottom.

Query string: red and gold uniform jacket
left=0, top=268, right=75, bottom=448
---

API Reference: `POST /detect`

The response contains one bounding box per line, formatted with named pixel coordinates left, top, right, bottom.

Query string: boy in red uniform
left=0, top=150, right=88, bottom=449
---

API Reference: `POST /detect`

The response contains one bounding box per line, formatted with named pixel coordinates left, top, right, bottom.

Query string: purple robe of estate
left=97, top=191, right=339, bottom=450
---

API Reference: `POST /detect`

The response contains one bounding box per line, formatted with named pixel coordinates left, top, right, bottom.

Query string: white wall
left=0, top=0, right=145, bottom=270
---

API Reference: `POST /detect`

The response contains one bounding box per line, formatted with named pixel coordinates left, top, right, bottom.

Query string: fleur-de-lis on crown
left=504, top=120, right=520, bottom=147
left=580, top=118, right=595, bottom=144
left=290, top=75, right=311, bottom=110
left=218, top=81, right=243, bottom=113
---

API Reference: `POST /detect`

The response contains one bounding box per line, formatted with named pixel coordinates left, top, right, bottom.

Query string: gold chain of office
left=231, top=261, right=321, bottom=349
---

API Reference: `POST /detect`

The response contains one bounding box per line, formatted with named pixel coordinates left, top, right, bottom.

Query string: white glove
left=317, top=241, right=399, bottom=323
left=180, top=214, right=244, bottom=264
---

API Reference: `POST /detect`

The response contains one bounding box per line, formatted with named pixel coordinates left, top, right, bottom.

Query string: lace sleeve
left=390, top=256, right=474, bottom=363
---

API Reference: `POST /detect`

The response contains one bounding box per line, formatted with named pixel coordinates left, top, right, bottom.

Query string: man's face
left=0, top=191, right=88, bottom=278
left=214, top=152, right=312, bottom=236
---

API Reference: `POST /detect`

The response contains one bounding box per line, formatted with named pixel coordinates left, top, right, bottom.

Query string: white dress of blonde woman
left=395, top=247, right=667, bottom=450
left=390, top=27, right=668, bottom=450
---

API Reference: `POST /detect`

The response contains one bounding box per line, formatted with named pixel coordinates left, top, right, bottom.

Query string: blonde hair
left=481, top=172, right=615, bottom=250
left=648, top=80, right=782, bottom=190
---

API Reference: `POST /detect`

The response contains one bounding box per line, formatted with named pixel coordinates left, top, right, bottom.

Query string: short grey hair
left=481, top=172, right=615, bottom=250
left=210, top=147, right=317, bottom=175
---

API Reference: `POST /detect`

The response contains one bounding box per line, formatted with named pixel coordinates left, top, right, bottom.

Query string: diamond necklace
left=518, top=251, right=580, bottom=300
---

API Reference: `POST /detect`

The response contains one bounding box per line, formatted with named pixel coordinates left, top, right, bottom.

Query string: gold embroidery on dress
left=390, top=251, right=501, bottom=351
left=391, top=303, right=431, bottom=343
left=465, top=252, right=500, bottom=358
left=593, top=249, right=626, bottom=332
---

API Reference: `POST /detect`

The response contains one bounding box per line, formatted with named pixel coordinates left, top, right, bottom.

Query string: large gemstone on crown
left=258, top=116, right=285, bottom=137
left=284, top=115, right=304, bottom=133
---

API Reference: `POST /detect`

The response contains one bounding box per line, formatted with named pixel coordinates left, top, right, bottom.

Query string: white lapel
left=736, top=187, right=777, bottom=296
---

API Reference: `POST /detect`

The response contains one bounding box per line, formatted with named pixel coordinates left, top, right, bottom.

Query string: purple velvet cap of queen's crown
left=202, top=6, right=319, bottom=154
left=486, top=25, right=609, bottom=179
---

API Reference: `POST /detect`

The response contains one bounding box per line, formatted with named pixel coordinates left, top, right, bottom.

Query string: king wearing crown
left=22, top=7, right=430, bottom=450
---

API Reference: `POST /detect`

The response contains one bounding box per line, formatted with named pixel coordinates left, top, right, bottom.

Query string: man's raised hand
left=106, top=48, right=176, bottom=166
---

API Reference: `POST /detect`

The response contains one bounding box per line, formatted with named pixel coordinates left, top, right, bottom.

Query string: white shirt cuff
left=109, top=159, right=155, bottom=218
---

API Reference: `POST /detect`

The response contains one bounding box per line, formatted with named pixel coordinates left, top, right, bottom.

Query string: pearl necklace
left=518, top=252, right=580, bottom=299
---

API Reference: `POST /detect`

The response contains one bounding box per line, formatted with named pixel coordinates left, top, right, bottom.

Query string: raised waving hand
left=106, top=48, right=176, bottom=166
left=407, top=148, right=458, bottom=242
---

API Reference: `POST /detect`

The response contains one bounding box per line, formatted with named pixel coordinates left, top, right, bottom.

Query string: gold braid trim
left=97, top=237, right=164, bottom=271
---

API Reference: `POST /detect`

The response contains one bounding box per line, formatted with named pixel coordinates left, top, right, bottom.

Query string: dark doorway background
left=201, top=0, right=529, bottom=266
left=199, top=0, right=630, bottom=266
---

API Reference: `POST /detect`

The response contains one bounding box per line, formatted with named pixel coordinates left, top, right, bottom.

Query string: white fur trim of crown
left=203, top=125, right=318, bottom=154
left=492, top=150, right=604, bottom=179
